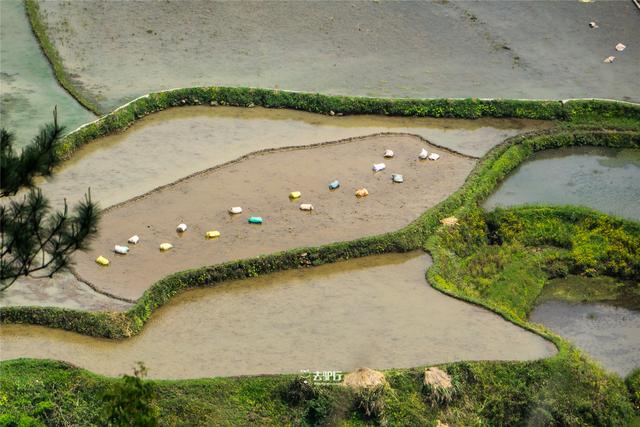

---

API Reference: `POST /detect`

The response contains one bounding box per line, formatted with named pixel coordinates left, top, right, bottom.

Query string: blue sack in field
left=248, top=217, right=263, bottom=224
left=329, top=180, right=340, bottom=190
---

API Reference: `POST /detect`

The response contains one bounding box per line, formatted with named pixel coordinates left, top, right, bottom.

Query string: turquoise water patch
left=0, top=0, right=94, bottom=148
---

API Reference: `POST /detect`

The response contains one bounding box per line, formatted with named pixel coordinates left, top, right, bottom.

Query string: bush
left=101, top=363, right=158, bottom=426
left=355, top=385, right=387, bottom=423
left=627, top=368, right=640, bottom=412
left=422, top=381, right=457, bottom=408
left=283, top=376, right=316, bottom=406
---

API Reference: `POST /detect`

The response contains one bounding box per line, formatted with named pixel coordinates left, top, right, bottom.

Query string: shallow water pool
left=484, top=147, right=640, bottom=221
left=0, top=252, right=555, bottom=379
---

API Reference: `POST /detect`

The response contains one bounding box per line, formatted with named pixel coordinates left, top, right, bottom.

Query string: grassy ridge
left=2, top=130, right=638, bottom=338
left=3, top=128, right=638, bottom=424
left=2, top=205, right=637, bottom=425
left=24, top=0, right=102, bottom=115
left=56, top=86, right=640, bottom=159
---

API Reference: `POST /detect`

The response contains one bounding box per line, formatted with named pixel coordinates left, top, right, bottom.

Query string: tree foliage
left=0, top=189, right=100, bottom=290
left=0, top=109, right=100, bottom=289
left=102, top=363, right=159, bottom=427
left=1, top=107, right=64, bottom=197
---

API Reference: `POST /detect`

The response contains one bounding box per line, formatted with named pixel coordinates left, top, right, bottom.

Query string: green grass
left=3, top=205, right=639, bottom=425
left=24, top=0, right=102, bottom=115
left=537, top=275, right=640, bottom=310
left=0, top=343, right=633, bottom=425
left=0, top=46, right=638, bottom=421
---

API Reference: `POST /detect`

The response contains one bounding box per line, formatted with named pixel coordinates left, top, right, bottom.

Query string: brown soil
left=72, top=134, right=476, bottom=300
left=33, top=106, right=547, bottom=210
left=0, top=272, right=131, bottom=312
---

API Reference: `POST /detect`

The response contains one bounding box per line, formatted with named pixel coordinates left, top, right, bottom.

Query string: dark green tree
left=1, top=107, right=64, bottom=197
left=0, top=108, right=100, bottom=289
left=102, top=363, right=159, bottom=426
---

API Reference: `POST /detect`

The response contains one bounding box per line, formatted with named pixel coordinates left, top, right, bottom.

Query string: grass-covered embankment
left=2, top=129, right=638, bottom=338
left=24, top=0, right=102, bottom=116
left=2, top=204, right=638, bottom=425
left=427, top=205, right=639, bottom=320
left=55, top=86, right=640, bottom=160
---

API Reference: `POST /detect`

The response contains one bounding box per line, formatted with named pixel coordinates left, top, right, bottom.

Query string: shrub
left=354, top=385, right=387, bottom=424
left=626, top=368, right=640, bottom=412
left=101, top=363, right=158, bottom=426
left=283, top=376, right=316, bottom=406
left=422, top=380, right=457, bottom=408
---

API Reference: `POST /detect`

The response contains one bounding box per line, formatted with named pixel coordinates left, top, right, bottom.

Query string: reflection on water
left=530, top=300, right=640, bottom=376
left=484, top=147, right=640, bottom=221
left=31, top=106, right=547, bottom=209
left=0, top=0, right=94, bottom=148
left=0, top=252, right=555, bottom=379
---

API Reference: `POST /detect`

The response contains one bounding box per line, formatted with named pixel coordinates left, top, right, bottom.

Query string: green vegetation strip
left=2, top=204, right=638, bottom=425
left=2, top=129, right=638, bottom=338
left=56, top=86, right=640, bottom=159
left=24, top=0, right=102, bottom=115
left=2, top=127, right=639, bottom=424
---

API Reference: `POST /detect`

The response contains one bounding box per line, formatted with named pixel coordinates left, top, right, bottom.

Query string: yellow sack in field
left=159, top=243, right=173, bottom=251
left=96, top=256, right=109, bottom=266
left=289, top=191, right=302, bottom=199
left=205, top=230, right=221, bottom=239
left=355, top=188, right=369, bottom=198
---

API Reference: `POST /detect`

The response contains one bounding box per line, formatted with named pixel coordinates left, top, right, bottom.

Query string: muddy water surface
left=36, top=106, right=546, bottom=209
left=0, top=0, right=94, bottom=147
left=530, top=300, right=640, bottom=377
left=38, top=1, right=640, bottom=110
left=0, top=253, right=556, bottom=379
left=484, top=147, right=640, bottom=221
left=73, top=133, right=476, bottom=300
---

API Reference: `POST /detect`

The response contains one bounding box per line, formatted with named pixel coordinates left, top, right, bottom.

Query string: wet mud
left=34, top=106, right=546, bottom=210
left=72, top=133, right=476, bottom=300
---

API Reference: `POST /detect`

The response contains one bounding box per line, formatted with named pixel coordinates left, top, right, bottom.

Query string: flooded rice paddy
left=484, top=147, right=640, bottom=221
left=38, top=1, right=640, bottom=111
left=3, top=107, right=545, bottom=309
left=0, top=0, right=94, bottom=148
left=531, top=275, right=640, bottom=376
left=0, top=252, right=556, bottom=379
left=73, top=133, right=476, bottom=300
left=531, top=300, right=639, bottom=377
left=34, top=106, right=547, bottom=210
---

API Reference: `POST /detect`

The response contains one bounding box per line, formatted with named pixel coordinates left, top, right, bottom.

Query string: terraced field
left=1, top=1, right=639, bottom=425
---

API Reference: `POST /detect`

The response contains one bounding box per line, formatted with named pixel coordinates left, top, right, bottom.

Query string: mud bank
left=0, top=272, right=131, bottom=312
left=0, top=0, right=93, bottom=148
left=484, top=147, right=640, bottom=221
left=72, top=133, right=475, bottom=300
left=35, top=1, right=640, bottom=111
left=0, top=253, right=556, bottom=379
left=32, top=106, right=545, bottom=210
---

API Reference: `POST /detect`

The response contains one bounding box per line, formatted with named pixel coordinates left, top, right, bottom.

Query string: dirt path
left=72, top=134, right=476, bottom=300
